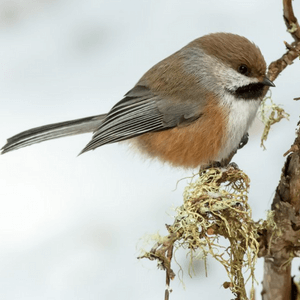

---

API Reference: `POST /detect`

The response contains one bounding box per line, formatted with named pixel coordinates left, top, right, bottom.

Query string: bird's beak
left=262, top=77, right=275, bottom=87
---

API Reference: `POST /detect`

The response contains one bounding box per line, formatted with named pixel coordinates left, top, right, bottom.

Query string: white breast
left=216, top=93, right=261, bottom=161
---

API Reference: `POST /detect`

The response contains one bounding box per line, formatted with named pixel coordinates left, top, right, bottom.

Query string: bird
left=1, top=32, right=275, bottom=168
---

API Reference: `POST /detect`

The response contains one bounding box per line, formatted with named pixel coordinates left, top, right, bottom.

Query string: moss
left=140, top=166, right=276, bottom=300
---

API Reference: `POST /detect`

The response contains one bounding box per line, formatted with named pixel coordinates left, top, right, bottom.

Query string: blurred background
left=0, top=0, right=299, bottom=299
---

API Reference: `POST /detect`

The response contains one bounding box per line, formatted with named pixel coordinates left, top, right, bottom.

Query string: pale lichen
left=259, top=92, right=290, bottom=150
left=140, top=166, right=265, bottom=300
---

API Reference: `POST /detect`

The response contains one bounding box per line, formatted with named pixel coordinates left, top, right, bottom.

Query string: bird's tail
left=1, top=114, right=106, bottom=154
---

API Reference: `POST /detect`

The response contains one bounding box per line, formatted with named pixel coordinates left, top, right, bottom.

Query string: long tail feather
left=1, top=114, right=106, bottom=154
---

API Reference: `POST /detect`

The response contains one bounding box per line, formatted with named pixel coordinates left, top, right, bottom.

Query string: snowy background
left=0, top=0, right=299, bottom=299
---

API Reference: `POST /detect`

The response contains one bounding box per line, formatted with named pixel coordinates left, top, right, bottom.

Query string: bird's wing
left=80, top=85, right=202, bottom=154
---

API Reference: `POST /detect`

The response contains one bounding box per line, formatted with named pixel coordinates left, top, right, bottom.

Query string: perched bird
left=1, top=33, right=274, bottom=168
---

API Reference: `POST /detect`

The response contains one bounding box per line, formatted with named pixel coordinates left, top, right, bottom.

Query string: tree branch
left=266, top=0, right=300, bottom=83
left=261, top=123, right=300, bottom=300
left=259, top=1, right=300, bottom=299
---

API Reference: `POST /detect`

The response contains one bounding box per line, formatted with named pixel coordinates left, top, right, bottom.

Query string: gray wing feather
left=2, top=85, right=202, bottom=155
left=80, top=85, right=202, bottom=154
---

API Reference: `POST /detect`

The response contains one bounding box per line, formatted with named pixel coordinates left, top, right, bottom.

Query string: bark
left=261, top=123, right=300, bottom=300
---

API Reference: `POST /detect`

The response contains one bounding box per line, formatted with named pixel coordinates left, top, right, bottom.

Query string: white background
left=0, top=0, right=299, bottom=299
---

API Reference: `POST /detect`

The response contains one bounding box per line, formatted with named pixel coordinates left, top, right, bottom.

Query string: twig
left=283, top=0, right=300, bottom=42
left=266, top=0, right=300, bottom=83
left=164, top=245, right=174, bottom=300
left=267, top=41, right=300, bottom=83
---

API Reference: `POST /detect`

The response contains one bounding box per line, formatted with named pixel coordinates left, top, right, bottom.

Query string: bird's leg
left=238, top=132, right=249, bottom=149
left=199, top=161, right=222, bottom=172
left=220, top=133, right=249, bottom=168
left=199, top=133, right=249, bottom=172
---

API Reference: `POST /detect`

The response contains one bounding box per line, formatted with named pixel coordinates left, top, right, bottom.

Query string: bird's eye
left=238, top=64, right=249, bottom=76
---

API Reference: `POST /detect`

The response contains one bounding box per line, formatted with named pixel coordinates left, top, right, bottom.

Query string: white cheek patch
left=215, top=65, right=259, bottom=92
left=181, top=47, right=259, bottom=96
